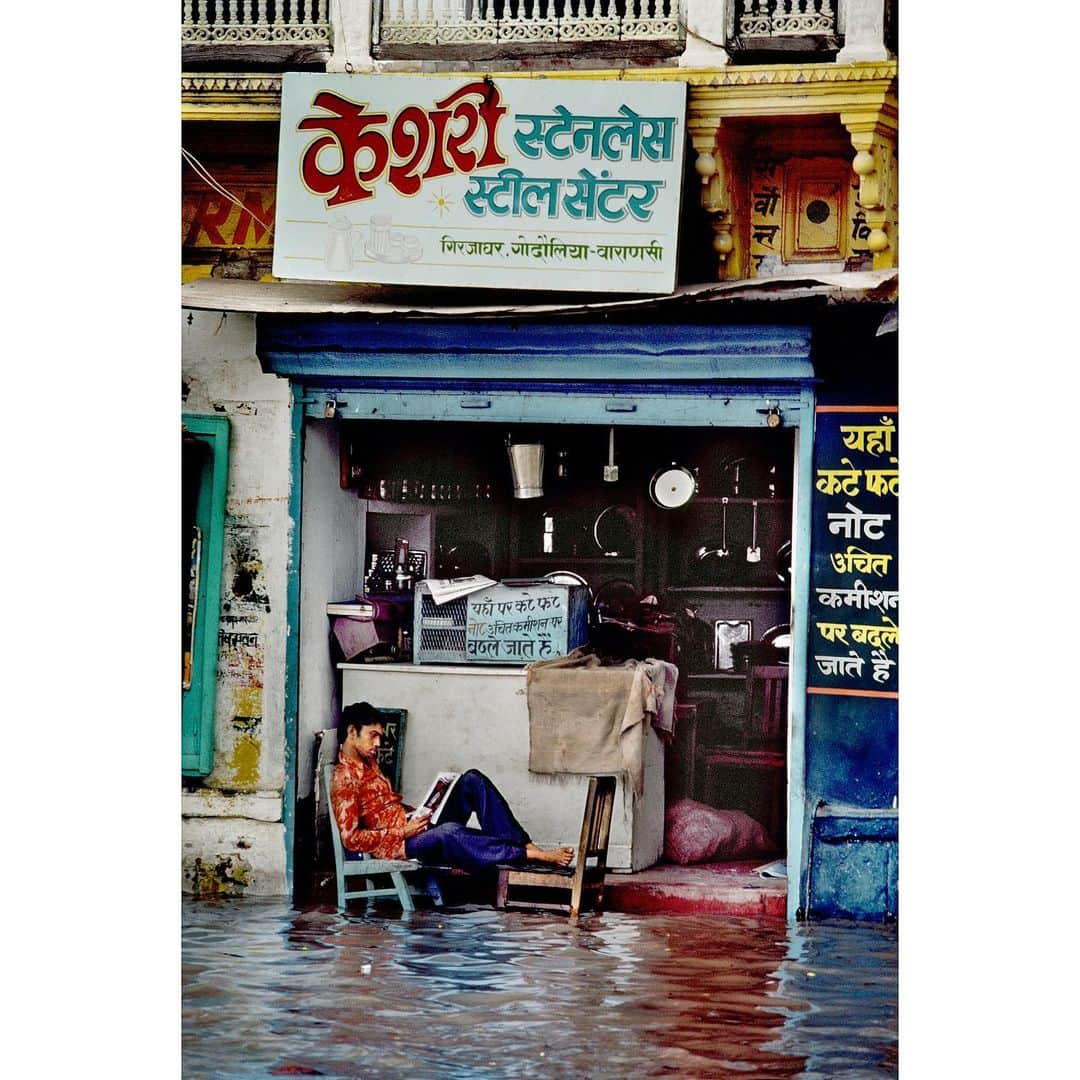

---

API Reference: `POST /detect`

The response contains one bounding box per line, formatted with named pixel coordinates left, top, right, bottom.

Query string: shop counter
left=339, top=662, right=665, bottom=871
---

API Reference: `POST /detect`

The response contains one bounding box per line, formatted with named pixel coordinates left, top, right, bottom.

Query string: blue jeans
left=404, top=769, right=531, bottom=874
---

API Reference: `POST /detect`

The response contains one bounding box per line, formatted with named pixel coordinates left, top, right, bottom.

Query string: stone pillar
left=841, top=113, right=898, bottom=269
left=687, top=113, right=740, bottom=280
left=679, top=0, right=731, bottom=68
left=836, top=0, right=891, bottom=64
left=328, top=0, right=376, bottom=73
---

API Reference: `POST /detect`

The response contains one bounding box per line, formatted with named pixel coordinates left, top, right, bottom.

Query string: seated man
left=330, top=700, right=574, bottom=875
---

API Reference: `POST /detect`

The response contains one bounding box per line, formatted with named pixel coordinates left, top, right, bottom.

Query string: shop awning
left=181, top=269, right=897, bottom=318
left=207, top=273, right=898, bottom=426
left=254, top=313, right=819, bottom=427
left=257, top=318, right=815, bottom=385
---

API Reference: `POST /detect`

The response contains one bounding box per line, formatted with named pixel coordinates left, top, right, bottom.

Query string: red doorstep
left=603, top=862, right=787, bottom=918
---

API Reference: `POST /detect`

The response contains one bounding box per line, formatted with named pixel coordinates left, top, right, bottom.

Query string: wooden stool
left=495, top=776, right=616, bottom=920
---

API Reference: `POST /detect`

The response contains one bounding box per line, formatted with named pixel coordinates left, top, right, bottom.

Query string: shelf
left=687, top=673, right=747, bottom=681
left=362, top=498, right=496, bottom=513
left=666, top=586, right=789, bottom=595
left=516, top=556, right=637, bottom=566
left=685, top=496, right=792, bottom=505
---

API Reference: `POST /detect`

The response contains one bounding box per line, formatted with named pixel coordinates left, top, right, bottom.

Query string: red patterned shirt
left=330, top=750, right=407, bottom=859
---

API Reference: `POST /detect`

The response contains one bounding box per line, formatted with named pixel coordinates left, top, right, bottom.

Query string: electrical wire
left=181, top=146, right=275, bottom=235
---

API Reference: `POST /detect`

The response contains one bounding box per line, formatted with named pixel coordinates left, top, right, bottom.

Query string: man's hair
left=338, top=700, right=385, bottom=745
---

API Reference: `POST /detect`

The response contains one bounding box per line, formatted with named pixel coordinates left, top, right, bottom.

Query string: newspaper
left=754, top=859, right=787, bottom=879
left=425, top=576, right=497, bottom=606
left=407, top=771, right=462, bottom=825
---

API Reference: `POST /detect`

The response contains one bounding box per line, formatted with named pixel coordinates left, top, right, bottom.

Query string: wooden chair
left=700, top=665, right=789, bottom=845
left=495, top=775, right=617, bottom=920
left=314, top=712, right=407, bottom=871
left=323, top=763, right=422, bottom=913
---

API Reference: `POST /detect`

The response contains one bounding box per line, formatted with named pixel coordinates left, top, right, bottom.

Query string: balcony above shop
left=179, top=0, right=893, bottom=74
left=373, top=0, right=686, bottom=63
left=728, top=0, right=842, bottom=56
left=182, top=0, right=333, bottom=67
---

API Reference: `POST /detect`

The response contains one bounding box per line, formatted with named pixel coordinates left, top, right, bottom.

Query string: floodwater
left=183, top=900, right=896, bottom=1079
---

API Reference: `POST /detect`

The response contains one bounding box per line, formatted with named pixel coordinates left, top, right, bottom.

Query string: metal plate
left=649, top=465, right=697, bottom=509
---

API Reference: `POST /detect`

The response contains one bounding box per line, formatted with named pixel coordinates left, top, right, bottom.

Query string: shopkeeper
left=330, top=701, right=574, bottom=874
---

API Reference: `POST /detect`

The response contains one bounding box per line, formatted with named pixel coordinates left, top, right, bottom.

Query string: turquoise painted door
left=182, top=414, right=230, bottom=777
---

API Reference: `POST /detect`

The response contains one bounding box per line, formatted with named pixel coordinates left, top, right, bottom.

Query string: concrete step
left=604, top=861, right=787, bottom=917
left=311, top=861, right=788, bottom=917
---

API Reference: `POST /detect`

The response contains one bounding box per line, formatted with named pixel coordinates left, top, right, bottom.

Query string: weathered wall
left=297, top=418, right=364, bottom=799
left=181, top=309, right=293, bottom=896
left=801, top=311, right=899, bottom=920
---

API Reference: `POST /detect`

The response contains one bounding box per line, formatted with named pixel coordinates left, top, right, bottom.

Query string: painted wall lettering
left=808, top=410, right=899, bottom=696
left=183, top=188, right=276, bottom=248
left=464, top=588, right=571, bottom=662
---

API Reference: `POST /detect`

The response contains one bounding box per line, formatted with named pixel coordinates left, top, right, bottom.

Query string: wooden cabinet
left=346, top=419, right=791, bottom=620
left=508, top=486, right=647, bottom=589
left=349, top=422, right=651, bottom=594
left=344, top=420, right=793, bottom=592
left=657, top=497, right=792, bottom=589
left=361, top=499, right=508, bottom=584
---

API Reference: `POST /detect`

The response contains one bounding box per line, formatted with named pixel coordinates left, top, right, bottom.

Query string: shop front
left=257, top=313, right=818, bottom=917
left=181, top=63, right=898, bottom=919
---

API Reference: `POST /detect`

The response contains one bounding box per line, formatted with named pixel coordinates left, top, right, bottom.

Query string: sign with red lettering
left=273, top=73, right=686, bottom=294
left=183, top=170, right=276, bottom=251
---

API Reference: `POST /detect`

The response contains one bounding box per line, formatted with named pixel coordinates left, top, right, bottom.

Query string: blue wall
left=803, top=310, right=899, bottom=921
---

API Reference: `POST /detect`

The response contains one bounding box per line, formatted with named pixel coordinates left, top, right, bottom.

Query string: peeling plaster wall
left=297, top=419, right=364, bottom=799
left=182, top=309, right=292, bottom=896
left=182, top=816, right=287, bottom=898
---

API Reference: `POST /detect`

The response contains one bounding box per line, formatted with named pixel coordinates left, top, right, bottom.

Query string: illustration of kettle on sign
left=325, top=212, right=354, bottom=273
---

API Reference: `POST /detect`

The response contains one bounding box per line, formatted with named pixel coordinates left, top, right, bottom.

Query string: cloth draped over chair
left=525, top=651, right=678, bottom=796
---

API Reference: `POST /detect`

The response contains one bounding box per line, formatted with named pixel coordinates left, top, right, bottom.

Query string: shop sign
left=273, top=74, right=687, bottom=294
left=808, top=408, right=899, bottom=697
left=184, top=172, right=275, bottom=252
left=183, top=167, right=276, bottom=280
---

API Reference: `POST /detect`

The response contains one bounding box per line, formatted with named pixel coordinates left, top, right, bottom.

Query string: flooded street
left=183, top=900, right=896, bottom=1078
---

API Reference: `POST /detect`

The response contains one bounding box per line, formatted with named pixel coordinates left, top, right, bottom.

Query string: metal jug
left=507, top=439, right=544, bottom=499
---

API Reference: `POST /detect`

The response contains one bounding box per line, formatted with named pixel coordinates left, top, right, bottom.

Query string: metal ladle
left=720, top=497, right=730, bottom=557
left=694, top=498, right=732, bottom=566
left=746, top=500, right=762, bottom=562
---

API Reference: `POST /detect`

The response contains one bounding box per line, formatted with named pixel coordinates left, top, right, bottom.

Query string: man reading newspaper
left=330, top=701, right=574, bottom=874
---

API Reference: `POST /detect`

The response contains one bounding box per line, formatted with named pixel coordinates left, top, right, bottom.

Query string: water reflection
left=183, top=900, right=896, bottom=1079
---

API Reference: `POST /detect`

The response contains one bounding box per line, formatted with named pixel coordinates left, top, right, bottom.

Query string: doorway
left=311, top=416, right=796, bottom=860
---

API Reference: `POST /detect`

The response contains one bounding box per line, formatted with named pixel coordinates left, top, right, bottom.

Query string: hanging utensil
left=603, top=426, right=619, bottom=483
left=775, top=540, right=793, bottom=585
left=649, top=463, right=697, bottom=509
left=593, top=504, right=635, bottom=557
left=696, top=496, right=732, bottom=576
left=746, top=500, right=762, bottom=562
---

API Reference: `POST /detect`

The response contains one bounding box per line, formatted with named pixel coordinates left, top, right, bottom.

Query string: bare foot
left=526, top=842, right=575, bottom=867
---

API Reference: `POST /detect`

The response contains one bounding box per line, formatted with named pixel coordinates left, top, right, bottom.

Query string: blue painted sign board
left=808, top=408, right=899, bottom=695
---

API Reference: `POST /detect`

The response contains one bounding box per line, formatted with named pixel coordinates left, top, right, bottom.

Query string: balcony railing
left=730, top=0, right=841, bottom=54
left=738, top=0, right=835, bottom=36
left=182, top=1, right=331, bottom=59
left=376, top=0, right=684, bottom=56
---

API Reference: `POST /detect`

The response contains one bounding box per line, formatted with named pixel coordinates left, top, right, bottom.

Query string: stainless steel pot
left=648, top=464, right=696, bottom=509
